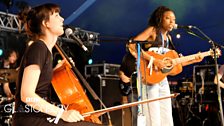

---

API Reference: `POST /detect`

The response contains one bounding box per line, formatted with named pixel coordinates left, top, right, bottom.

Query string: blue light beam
left=64, top=0, right=96, bottom=24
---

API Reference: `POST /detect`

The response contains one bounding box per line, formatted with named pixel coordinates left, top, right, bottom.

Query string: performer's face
left=43, top=12, right=64, bottom=36
left=162, top=11, right=176, bottom=31
left=9, top=51, right=17, bottom=64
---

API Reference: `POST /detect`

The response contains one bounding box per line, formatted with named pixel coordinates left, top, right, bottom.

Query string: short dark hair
left=18, top=3, right=60, bottom=40
left=4, top=49, right=19, bottom=60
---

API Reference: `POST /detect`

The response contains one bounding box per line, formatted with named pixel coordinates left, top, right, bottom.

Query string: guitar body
left=140, top=50, right=183, bottom=84
left=120, top=72, right=137, bottom=96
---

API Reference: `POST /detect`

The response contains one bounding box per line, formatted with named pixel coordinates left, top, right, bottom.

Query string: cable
left=97, top=75, right=112, bottom=126
left=185, top=26, right=224, bottom=125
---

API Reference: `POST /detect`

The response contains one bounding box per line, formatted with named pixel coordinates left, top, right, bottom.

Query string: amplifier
left=85, top=63, right=120, bottom=77
left=193, top=64, right=220, bottom=85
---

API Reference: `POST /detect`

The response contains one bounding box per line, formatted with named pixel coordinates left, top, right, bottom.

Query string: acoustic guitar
left=140, top=48, right=221, bottom=84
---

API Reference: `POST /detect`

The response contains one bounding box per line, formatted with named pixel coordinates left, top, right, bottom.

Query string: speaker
left=193, top=64, right=219, bottom=86
left=86, top=75, right=123, bottom=126
left=193, top=64, right=219, bottom=103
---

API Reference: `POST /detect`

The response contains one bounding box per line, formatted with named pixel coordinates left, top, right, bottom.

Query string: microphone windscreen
left=65, top=28, right=73, bottom=36
left=173, top=24, right=178, bottom=29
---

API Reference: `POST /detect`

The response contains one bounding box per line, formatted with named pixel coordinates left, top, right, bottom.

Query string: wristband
left=54, top=108, right=64, bottom=124
left=147, top=56, right=154, bottom=75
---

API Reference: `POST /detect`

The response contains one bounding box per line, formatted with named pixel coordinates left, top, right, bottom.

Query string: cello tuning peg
left=68, top=57, right=75, bottom=66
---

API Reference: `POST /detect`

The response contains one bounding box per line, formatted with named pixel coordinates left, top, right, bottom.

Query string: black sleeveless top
left=142, top=33, right=175, bottom=51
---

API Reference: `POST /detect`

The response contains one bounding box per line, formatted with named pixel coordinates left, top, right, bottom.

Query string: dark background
left=0, top=1, right=223, bottom=125
left=1, top=0, right=224, bottom=80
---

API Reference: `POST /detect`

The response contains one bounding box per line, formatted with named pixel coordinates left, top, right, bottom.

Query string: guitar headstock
left=209, top=48, right=222, bottom=58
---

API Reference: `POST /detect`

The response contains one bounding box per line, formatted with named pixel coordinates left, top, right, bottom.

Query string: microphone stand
left=186, top=26, right=224, bottom=126
left=127, top=40, right=152, bottom=126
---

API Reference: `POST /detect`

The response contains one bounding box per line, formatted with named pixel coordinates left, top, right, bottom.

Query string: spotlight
left=89, top=33, right=94, bottom=39
left=0, top=49, right=3, bottom=56
left=176, top=34, right=181, bottom=39
left=65, top=26, right=99, bottom=43
left=88, top=59, right=93, bottom=64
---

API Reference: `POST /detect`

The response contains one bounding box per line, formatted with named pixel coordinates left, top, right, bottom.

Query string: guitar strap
left=160, top=32, right=169, bottom=54
left=168, top=37, right=177, bottom=52
left=168, top=37, right=177, bottom=51
left=161, top=32, right=178, bottom=53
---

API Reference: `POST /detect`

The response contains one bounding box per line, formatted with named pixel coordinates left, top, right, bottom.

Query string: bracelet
left=54, top=107, right=64, bottom=124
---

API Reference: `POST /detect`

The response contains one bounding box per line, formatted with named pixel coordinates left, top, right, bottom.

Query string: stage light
left=176, top=33, right=181, bottom=39
left=88, top=58, right=93, bottom=65
left=0, top=39, right=4, bottom=57
left=0, top=49, right=3, bottom=56
left=89, top=33, right=94, bottom=39
left=65, top=26, right=99, bottom=44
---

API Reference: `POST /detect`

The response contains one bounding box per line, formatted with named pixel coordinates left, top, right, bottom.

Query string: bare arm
left=128, top=27, right=165, bottom=69
left=214, top=65, right=224, bottom=89
left=3, top=82, right=13, bottom=98
left=128, top=27, right=154, bottom=60
left=21, top=65, right=84, bottom=122
left=118, top=70, right=130, bottom=83
left=214, top=73, right=224, bottom=89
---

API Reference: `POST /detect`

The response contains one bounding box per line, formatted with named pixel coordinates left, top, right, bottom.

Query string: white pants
left=139, top=78, right=173, bottom=126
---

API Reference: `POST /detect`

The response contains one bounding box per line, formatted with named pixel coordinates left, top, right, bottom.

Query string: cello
left=51, top=42, right=179, bottom=124
left=51, top=42, right=102, bottom=124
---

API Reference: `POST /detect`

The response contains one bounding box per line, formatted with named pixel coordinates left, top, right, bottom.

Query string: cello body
left=51, top=60, right=101, bottom=124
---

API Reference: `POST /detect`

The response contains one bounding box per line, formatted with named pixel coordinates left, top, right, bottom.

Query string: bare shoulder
left=134, top=26, right=156, bottom=40
left=140, top=26, right=156, bottom=35
left=24, top=64, right=40, bottom=71
left=219, top=65, right=224, bottom=70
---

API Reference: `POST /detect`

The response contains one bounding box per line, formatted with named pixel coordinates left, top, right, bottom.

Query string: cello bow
left=82, top=93, right=179, bottom=117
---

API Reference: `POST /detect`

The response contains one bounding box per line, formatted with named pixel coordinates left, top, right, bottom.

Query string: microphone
left=65, top=28, right=88, bottom=51
left=173, top=24, right=195, bottom=29
left=128, top=39, right=154, bottom=44
left=128, top=39, right=151, bottom=44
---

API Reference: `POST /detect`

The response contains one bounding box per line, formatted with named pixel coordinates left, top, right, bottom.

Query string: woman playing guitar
left=128, top=6, right=204, bottom=126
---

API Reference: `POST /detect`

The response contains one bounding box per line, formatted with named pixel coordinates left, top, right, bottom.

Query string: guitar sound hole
left=163, top=58, right=173, bottom=69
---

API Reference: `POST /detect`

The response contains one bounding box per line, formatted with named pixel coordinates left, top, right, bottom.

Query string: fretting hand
left=194, top=52, right=204, bottom=63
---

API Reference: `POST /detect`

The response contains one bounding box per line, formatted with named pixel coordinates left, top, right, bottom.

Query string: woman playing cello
left=13, top=3, right=105, bottom=126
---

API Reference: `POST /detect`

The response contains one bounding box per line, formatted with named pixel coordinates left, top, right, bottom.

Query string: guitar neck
left=175, top=51, right=210, bottom=64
